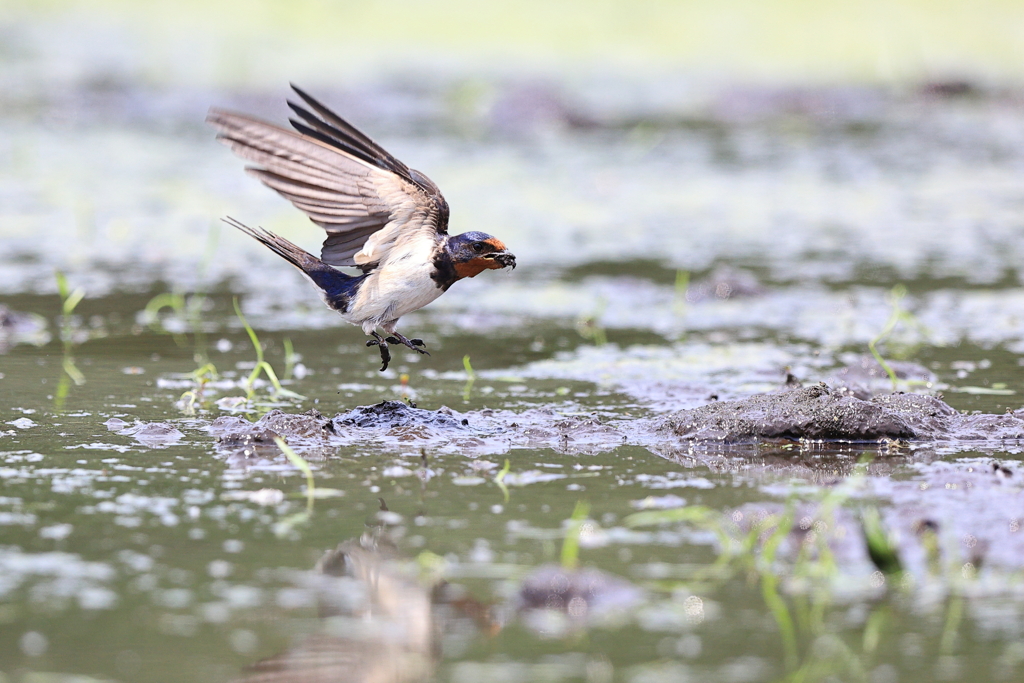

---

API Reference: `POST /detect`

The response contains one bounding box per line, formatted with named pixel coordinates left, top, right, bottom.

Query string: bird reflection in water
left=234, top=530, right=495, bottom=683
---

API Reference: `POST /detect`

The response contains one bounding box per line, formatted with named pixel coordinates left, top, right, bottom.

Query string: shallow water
left=6, top=29, right=1024, bottom=683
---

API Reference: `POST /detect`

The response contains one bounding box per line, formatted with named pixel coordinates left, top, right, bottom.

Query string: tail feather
left=224, top=217, right=364, bottom=312
left=223, top=216, right=313, bottom=269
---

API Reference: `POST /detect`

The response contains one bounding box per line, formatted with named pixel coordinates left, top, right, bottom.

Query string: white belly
left=343, top=241, right=446, bottom=333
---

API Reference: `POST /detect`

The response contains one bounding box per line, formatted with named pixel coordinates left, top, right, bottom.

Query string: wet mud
left=209, top=386, right=1024, bottom=470
left=212, top=401, right=631, bottom=466
left=106, top=417, right=186, bottom=445
left=662, top=383, right=1024, bottom=444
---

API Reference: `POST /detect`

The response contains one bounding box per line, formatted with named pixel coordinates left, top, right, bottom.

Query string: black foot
left=386, top=332, right=431, bottom=356
left=366, top=334, right=392, bottom=371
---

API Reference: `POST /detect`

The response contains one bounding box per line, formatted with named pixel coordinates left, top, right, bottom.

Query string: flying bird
left=207, top=86, right=516, bottom=371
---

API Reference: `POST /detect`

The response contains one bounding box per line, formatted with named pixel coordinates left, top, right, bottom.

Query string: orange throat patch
left=454, top=256, right=504, bottom=279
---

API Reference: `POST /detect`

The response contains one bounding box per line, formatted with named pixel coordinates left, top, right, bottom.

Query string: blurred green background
left=5, top=0, right=1024, bottom=89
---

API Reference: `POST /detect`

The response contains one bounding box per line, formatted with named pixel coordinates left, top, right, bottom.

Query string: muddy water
left=5, top=69, right=1024, bottom=683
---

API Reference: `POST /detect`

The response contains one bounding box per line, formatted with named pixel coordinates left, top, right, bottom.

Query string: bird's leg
left=365, top=331, right=392, bottom=371
left=384, top=331, right=430, bottom=356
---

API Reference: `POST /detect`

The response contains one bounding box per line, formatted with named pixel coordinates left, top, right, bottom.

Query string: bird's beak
left=485, top=251, right=517, bottom=270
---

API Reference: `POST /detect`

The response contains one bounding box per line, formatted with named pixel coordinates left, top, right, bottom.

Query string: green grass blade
left=462, top=355, right=476, bottom=401
left=274, top=437, right=315, bottom=513
left=493, top=458, right=510, bottom=503
left=259, top=362, right=307, bottom=400
left=62, top=357, right=86, bottom=386
left=233, top=297, right=264, bottom=364
left=560, top=500, right=591, bottom=569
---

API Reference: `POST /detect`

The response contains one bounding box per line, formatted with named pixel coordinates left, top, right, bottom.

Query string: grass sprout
left=462, top=354, right=476, bottom=401
left=861, top=506, right=903, bottom=576
left=940, top=594, right=965, bottom=654
left=178, top=390, right=198, bottom=416
left=274, top=437, right=315, bottom=513
left=283, top=337, right=296, bottom=379
left=54, top=270, right=86, bottom=409
left=673, top=269, right=690, bottom=316
left=575, top=297, right=608, bottom=346
left=560, top=500, right=591, bottom=570
left=493, top=458, right=510, bottom=503
left=143, top=223, right=222, bottom=370
left=143, top=291, right=186, bottom=329
left=758, top=506, right=799, bottom=671
left=625, top=481, right=978, bottom=682
left=143, top=285, right=221, bottom=413
left=233, top=297, right=306, bottom=402
left=143, top=291, right=215, bottom=362
left=176, top=363, right=220, bottom=416
left=57, top=271, right=85, bottom=317
left=868, top=284, right=930, bottom=391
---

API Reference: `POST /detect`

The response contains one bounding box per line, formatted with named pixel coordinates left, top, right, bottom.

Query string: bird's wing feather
left=207, top=88, right=449, bottom=267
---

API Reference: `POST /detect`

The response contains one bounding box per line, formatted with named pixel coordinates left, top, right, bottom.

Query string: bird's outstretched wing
left=207, top=85, right=449, bottom=268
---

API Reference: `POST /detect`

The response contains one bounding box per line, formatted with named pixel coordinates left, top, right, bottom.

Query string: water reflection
left=0, top=304, right=49, bottom=354
left=652, top=443, right=917, bottom=483
left=236, top=532, right=438, bottom=683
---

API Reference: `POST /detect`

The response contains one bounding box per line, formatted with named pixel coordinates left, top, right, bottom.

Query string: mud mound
left=662, top=384, right=918, bottom=442
left=335, top=401, right=466, bottom=430
left=328, top=403, right=628, bottom=455
left=210, top=389, right=1024, bottom=467
left=209, top=401, right=632, bottom=465
left=211, top=409, right=338, bottom=467
left=661, top=383, right=1024, bottom=443
left=106, top=419, right=185, bottom=446
left=257, top=408, right=336, bottom=440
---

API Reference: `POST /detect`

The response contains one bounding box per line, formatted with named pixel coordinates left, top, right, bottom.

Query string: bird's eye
left=472, top=242, right=487, bottom=253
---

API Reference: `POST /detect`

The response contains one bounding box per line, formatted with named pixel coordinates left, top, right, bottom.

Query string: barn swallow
left=207, top=86, right=516, bottom=371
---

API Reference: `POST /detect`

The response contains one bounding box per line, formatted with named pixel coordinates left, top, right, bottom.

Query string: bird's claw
left=366, top=337, right=392, bottom=372
left=368, top=333, right=427, bottom=370
left=386, top=334, right=430, bottom=356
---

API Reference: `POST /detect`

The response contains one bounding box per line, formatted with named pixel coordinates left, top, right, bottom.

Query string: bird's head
left=446, top=232, right=516, bottom=279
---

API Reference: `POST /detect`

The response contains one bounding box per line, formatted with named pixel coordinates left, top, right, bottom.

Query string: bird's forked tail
left=223, top=217, right=365, bottom=312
